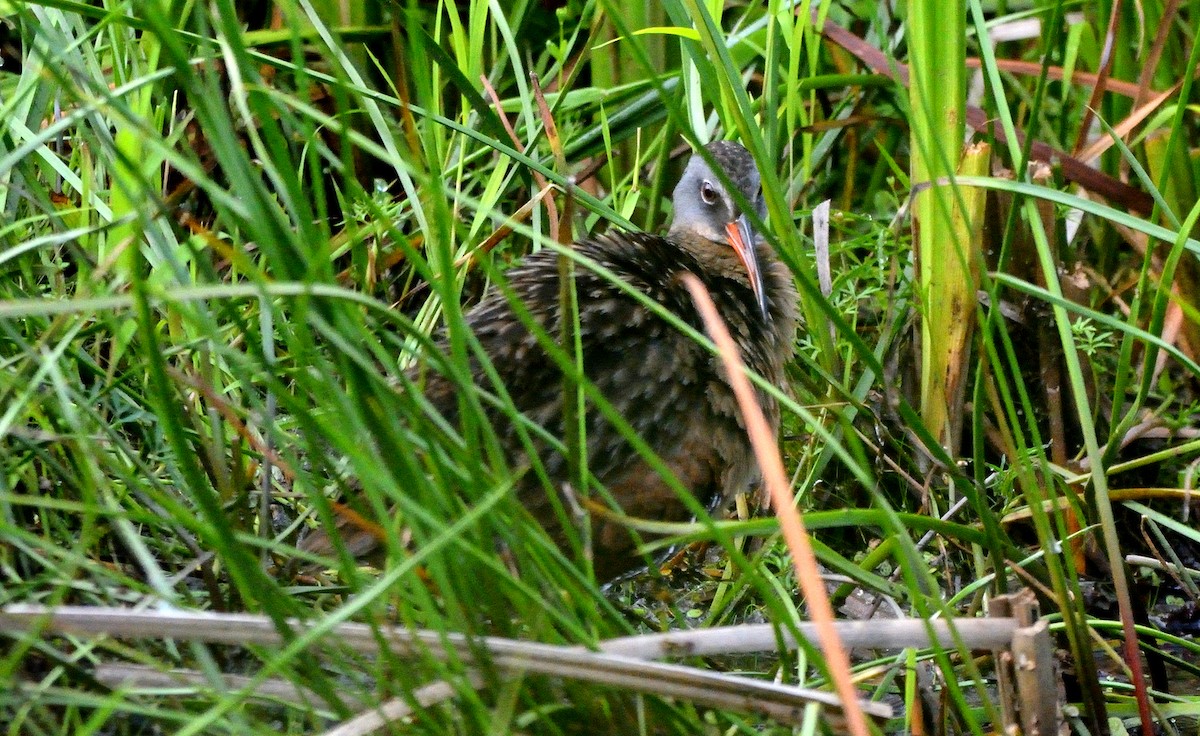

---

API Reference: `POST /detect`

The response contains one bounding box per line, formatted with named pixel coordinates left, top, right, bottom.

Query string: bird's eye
left=699, top=181, right=718, bottom=205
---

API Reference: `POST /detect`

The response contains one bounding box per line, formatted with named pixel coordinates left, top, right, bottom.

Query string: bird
left=302, top=140, right=798, bottom=582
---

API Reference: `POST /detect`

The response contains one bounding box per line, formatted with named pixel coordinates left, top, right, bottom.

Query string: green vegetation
left=2, top=0, right=1200, bottom=733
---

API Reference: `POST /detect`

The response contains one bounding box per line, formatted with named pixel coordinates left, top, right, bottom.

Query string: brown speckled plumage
left=306, top=140, right=797, bottom=581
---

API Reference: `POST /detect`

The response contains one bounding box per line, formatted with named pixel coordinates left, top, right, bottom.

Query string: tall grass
left=2, top=1, right=1200, bottom=734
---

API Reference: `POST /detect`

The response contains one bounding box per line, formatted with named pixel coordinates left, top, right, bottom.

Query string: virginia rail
left=304, top=140, right=797, bottom=581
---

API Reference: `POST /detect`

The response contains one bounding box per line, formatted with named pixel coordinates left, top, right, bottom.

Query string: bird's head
left=669, top=140, right=769, bottom=320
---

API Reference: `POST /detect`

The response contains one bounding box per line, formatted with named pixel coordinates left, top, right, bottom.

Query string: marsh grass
left=2, top=1, right=1200, bottom=734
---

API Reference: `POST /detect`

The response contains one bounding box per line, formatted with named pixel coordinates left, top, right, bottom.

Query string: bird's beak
left=725, top=215, right=769, bottom=320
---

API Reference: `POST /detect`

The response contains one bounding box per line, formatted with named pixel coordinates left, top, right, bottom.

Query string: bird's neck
left=669, top=230, right=776, bottom=283
left=661, top=231, right=795, bottom=381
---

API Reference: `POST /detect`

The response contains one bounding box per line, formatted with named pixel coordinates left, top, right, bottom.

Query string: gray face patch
left=670, top=141, right=764, bottom=241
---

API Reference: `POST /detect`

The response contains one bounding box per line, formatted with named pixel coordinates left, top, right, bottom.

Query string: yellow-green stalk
left=908, top=0, right=971, bottom=453
left=920, top=143, right=988, bottom=453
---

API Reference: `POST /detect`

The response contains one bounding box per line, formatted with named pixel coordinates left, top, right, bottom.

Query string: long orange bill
left=725, top=215, right=768, bottom=320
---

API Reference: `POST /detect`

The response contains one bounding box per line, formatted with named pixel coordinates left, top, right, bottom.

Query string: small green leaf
left=592, top=25, right=701, bottom=50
